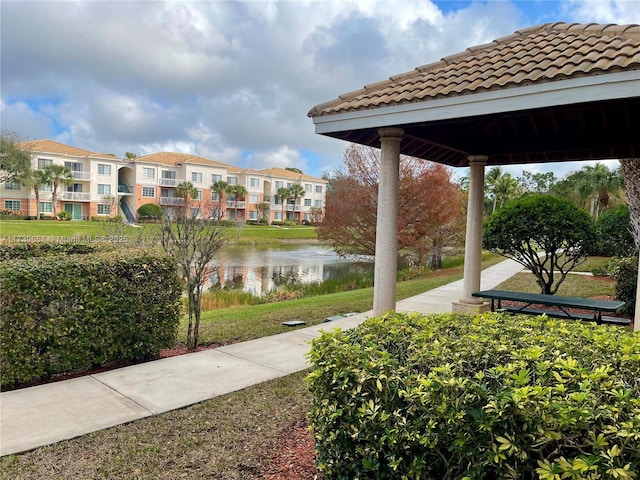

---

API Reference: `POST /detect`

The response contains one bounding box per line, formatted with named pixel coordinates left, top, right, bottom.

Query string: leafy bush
left=0, top=242, right=100, bottom=261
left=596, top=204, right=635, bottom=257
left=57, top=210, right=73, bottom=221
left=608, top=256, right=638, bottom=315
left=1, top=248, right=182, bottom=389
left=137, top=203, right=163, bottom=220
left=0, top=208, right=24, bottom=218
left=308, top=312, right=640, bottom=480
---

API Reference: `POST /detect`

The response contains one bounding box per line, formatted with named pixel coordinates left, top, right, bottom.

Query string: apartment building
left=1, top=140, right=122, bottom=220
left=1, top=140, right=327, bottom=223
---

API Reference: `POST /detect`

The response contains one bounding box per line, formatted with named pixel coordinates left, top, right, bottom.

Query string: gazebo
left=308, top=22, right=640, bottom=330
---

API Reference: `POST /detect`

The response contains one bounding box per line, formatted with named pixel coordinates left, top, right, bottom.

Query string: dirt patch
left=259, top=419, right=320, bottom=480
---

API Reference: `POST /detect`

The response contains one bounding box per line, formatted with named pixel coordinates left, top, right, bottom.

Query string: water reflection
left=208, top=245, right=374, bottom=296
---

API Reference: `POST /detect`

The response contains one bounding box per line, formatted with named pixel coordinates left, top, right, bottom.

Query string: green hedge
left=0, top=242, right=101, bottom=260
left=1, top=249, right=182, bottom=389
left=308, top=313, right=640, bottom=480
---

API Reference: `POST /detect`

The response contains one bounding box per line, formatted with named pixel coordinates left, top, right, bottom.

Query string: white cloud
left=1, top=1, right=636, bottom=178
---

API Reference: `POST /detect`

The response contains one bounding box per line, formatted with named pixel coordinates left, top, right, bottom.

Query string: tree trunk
left=620, top=159, right=640, bottom=250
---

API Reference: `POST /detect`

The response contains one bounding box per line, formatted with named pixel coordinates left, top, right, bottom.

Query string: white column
left=373, top=127, right=403, bottom=316
left=460, top=155, right=487, bottom=304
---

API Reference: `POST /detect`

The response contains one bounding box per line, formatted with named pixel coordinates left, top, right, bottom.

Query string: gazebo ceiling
left=309, top=23, right=640, bottom=168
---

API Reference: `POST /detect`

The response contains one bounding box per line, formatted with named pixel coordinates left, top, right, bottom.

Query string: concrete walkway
left=0, top=259, right=523, bottom=457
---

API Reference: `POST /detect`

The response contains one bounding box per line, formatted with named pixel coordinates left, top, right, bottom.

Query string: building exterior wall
left=1, top=141, right=327, bottom=224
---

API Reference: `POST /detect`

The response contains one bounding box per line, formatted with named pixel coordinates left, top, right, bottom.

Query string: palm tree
left=225, top=184, right=247, bottom=221
left=45, top=164, right=73, bottom=219
left=19, top=168, right=51, bottom=220
left=565, top=163, right=622, bottom=221
left=620, top=158, right=640, bottom=250
left=485, top=167, right=519, bottom=213
left=210, top=180, right=228, bottom=220
left=288, top=183, right=306, bottom=223
left=491, top=173, right=519, bottom=211
left=124, top=152, right=137, bottom=160
left=276, top=186, right=290, bottom=223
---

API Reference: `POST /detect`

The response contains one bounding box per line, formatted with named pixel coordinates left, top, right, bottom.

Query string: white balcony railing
left=160, top=178, right=182, bottom=187
left=72, top=171, right=91, bottom=180
left=225, top=201, right=246, bottom=209
left=160, top=197, right=185, bottom=206
left=60, top=192, right=91, bottom=201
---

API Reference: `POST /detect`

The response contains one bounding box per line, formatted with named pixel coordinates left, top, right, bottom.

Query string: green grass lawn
left=0, top=220, right=318, bottom=244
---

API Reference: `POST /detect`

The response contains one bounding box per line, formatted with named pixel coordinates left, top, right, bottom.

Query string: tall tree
left=211, top=180, right=228, bottom=220
left=318, top=144, right=462, bottom=265
left=619, top=159, right=640, bottom=250
left=277, top=186, right=291, bottom=222
left=124, top=152, right=137, bottom=159
left=45, top=164, right=73, bottom=219
left=19, top=168, right=51, bottom=220
left=288, top=183, right=305, bottom=223
left=225, top=184, right=247, bottom=221
left=485, top=167, right=519, bottom=213
left=161, top=182, right=227, bottom=349
left=0, top=131, right=31, bottom=184
left=483, top=195, right=596, bottom=294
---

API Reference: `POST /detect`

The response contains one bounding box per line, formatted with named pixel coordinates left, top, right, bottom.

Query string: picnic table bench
left=472, top=289, right=630, bottom=326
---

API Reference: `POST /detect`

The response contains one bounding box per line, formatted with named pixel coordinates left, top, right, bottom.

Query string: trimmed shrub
left=137, top=203, right=163, bottom=221
left=1, top=249, right=182, bottom=389
left=596, top=204, right=635, bottom=257
left=0, top=242, right=101, bottom=260
left=608, top=256, right=638, bottom=315
left=308, top=312, right=640, bottom=480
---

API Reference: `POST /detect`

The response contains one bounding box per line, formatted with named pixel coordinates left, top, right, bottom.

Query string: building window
left=287, top=182, right=293, bottom=188
left=275, top=196, right=282, bottom=205
left=4, top=200, right=20, bottom=211
left=304, top=198, right=312, bottom=206
left=190, top=207, right=201, bottom=218
left=97, top=204, right=111, bottom=215
left=304, top=213, right=311, bottom=221
left=4, top=180, right=21, bottom=190
left=38, top=158, right=53, bottom=169
left=142, top=186, right=155, bottom=197
left=250, top=194, right=259, bottom=204
left=98, top=184, right=111, bottom=195
left=305, top=183, right=312, bottom=193
left=39, top=202, right=53, bottom=214
left=67, top=183, right=83, bottom=192
left=315, top=200, right=322, bottom=207
left=142, top=167, right=155, bottom=179
left=41, top=183, right=52, bottom=192
left=195, top=190, right=203, bottom=200
left=98, top=164, right=111, bottom=175
left=65, top=162, right=82, bottom=173
left=250, top=177, right=259, bottom=188
left=212, top=174, right=222, bottom=183
left=192, top=172, right=203, bottom=184
left=316, top=185, right=323, bottom=193
left=249, top=211, right=258, bottom=220
left=275, top=181, right=283, bottom=189
left=274, top=211, right=282, bottom=220
left=227, top=177, right=237, bottom=185
left=211, top=191, right=220, bottom=201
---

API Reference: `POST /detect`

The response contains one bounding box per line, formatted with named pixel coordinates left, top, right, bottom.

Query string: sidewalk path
left=0, top=259, right=523, bottom=456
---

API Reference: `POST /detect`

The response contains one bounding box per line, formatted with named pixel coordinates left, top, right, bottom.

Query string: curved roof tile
left=309, top=22, right=640, bottom=117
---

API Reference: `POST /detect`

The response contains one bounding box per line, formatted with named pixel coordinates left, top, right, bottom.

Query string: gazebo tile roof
left=309, top=22, right=640, bottom=118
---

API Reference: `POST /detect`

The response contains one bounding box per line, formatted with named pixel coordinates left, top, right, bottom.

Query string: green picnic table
left=472, top=289, right=629, bottom=326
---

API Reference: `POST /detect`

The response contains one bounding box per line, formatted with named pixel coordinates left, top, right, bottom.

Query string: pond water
left=209, top=244, right=374, bottom=296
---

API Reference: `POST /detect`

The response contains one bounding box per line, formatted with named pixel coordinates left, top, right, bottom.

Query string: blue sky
left=1, top=0, right=638, bottom=179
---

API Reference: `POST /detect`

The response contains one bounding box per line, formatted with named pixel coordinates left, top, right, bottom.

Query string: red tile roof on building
left=308, top=22, right=640, bottom=118
left=18, top=139, right=118, bottom=159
